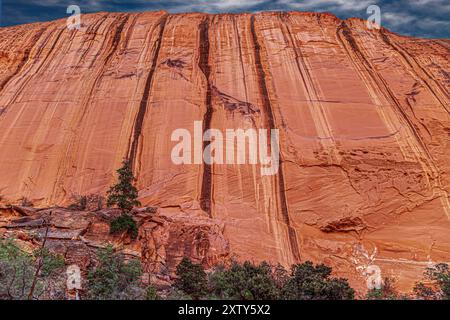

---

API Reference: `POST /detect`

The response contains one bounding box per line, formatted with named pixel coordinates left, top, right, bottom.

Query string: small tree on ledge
left=107, top=160, right=141, bottom=239
left=107, top=159, right=141, bottom=212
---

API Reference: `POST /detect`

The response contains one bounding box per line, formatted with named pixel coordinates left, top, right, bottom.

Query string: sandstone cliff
left=0, top=11, right=449, bottom=293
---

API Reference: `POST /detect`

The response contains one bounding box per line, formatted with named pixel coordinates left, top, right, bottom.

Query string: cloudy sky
left=0, top=0, right=449, bottom=38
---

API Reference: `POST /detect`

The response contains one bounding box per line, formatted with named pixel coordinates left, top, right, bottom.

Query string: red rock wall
left=0, top=11, right=449, bottom=292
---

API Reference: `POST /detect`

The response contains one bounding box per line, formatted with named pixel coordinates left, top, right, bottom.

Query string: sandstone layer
left=0, top=11, right=449, bottom=293
left=0, top=205, right=229, bottom=289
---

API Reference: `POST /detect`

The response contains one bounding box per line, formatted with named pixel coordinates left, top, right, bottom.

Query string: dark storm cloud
left=1, top=0, right=449, bottom=38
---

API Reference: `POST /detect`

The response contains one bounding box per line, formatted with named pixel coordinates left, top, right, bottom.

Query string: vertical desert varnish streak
left=129, top=14, right=169, bottom=172
left=250, top=14, right=300, bottom=262
left=199, top=17, right=214, bottom=217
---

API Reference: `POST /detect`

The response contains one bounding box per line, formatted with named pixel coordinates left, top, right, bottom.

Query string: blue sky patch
left=1, top=0, right=449, bottom=38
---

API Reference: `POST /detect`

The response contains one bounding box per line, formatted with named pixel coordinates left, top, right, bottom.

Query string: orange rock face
left=0, top=11, right=449, bottom=293
left=0, top=205, right=229, bottom=288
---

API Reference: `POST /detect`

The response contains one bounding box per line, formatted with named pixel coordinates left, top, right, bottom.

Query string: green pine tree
left=174, top=257, right=208, bottom=299
left=107, top=160, right=141, bottom=212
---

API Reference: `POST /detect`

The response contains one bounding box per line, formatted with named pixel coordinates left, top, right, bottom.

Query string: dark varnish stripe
left=128, top=14, right=169, bottom=171
left=74, top=15, right=130, bottom=128
left=198, top=17, right=214, bottom=217
left=250, top=15, right=300, bottom=262
left=50, top=15, right=131, bottom=199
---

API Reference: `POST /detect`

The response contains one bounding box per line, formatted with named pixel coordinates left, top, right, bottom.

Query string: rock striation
left=0, top=11, right=449, bottom=293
